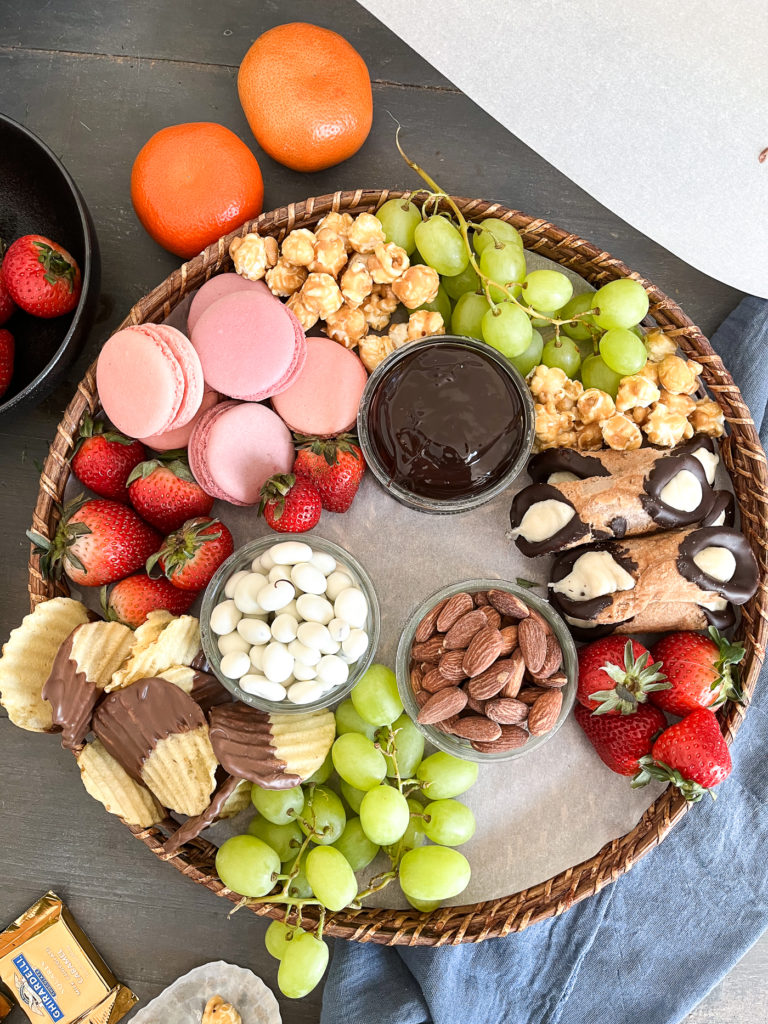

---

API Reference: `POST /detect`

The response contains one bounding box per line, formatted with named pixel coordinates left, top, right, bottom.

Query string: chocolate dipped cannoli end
left=509, top=484, right=590, bottom=557
left=677, top=526, right=759, bottom=606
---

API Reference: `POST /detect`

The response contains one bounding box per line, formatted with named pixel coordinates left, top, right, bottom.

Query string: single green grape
left=335, top=698, right=378, bottom=741
left=305, top=846, right=358, bottom=912
left=277, top=931, right=329, bottom=999
left=251, top=783, right=304, bottom=825
left=375, top=198, right=421, bottom=254
left=416, top=752, right=478, bottom=799
left=405, top=894, right=442, bottom=913
left=331, top=816, right=380, bottom=871
left=306, top=750, right=334, bottom=785
left=417, top=283, right=452, bottom=328
left=521, top=269, right=573, bottom=312
left=331, top=733, right=387, bottom=791
left=385, top=797, right=427, bottom=860
left=510, top=329, right=544, bottom=377
left=399, top=846, right=471, bottom=903
left=599, top=328, right=648, bottom=375
left=247, top=816, right=303, bottom=862
left=593, top=279, right=649, bottom=330
left=215, top=835, right=280, bottom=898
left=265, top=920, right=293, bottom=960
left=559, top=292, right=597, bottom=342
left=473, top=218, right=523, bottom=254
left=414, top=216, right=468, bottom=277
left=581, top=354, right=623, bottom=398
left=299, top=785, right=346, bottom=846
left=542, top=337, right=582, bottom=379
left=451, top=292, right=490, bottom=340
left=351, top=664, right=403, bottom=726
left=481, top=301, right=533, bottom=357
left=377, top=713, right=425, bottom=779
left=479, top=243, right=526, bottom=302
left=423, top=800, right=476, bottom=847
left=339, top=779, right=366, bottom=815
left=359, top=785, right=410, bottom=846
left=286, top=862, right=313, bottom=899
left=442, top=261, right=480, bottom=300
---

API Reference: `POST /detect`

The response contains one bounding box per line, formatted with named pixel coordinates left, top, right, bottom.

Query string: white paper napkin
left=128, top=962, right=280, bottom=1024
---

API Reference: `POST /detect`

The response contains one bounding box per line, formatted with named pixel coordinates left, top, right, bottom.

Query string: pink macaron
left=187, top=273, right=272, bottom=333
left=140, top=386, right=220, bottom=452
left=151, top=324, right=205, bottom=430
left=271, top=336, right=368, bottom=436
left=190, top=290, right=306, bottom=401
left=188, top=401, right=294, bottom=506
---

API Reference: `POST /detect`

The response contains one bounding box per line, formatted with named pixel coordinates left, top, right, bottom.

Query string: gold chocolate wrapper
left=0, top=892, right=137, bottom=1024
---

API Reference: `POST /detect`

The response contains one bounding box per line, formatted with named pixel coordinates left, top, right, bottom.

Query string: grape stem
left=351, top=870, right=397, bottom=907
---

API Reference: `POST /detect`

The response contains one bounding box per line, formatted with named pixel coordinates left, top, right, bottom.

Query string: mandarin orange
left=131, top=122, right=264, bottom=259
left=237, top=23, right=373, bottom=173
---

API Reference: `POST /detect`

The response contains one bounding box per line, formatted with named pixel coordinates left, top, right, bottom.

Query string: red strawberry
left=575, top=702, right=666, bottom=776
left=633, top=707, right=732, bottom=801
left=70, top=414, right=146, bottom=501
left=577, top=636, right=669, bottom=715
left=0, top=328, right=14, bottom=398
left=28, top=496, right=161, bottom=586
left=259, top=474, right=322, bottom=533
left=147, top=516, right=234, bottom=591
left=127, top=456, right=214, bottom=532
left=649, top=628, right=745, bottom=717
left=2, top=234, right=82, bottom=318
left=0, top=240, right=15, bottom=326
left=102, top=573, right=197, bottom=628
left=293, top=434, right=365, bottom=513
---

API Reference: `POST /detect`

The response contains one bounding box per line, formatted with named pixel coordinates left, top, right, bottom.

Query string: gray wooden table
left=0, top=2, right=761, bottom=1021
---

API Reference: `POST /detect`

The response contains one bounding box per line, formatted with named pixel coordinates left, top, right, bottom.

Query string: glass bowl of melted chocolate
left=358, top=335, right=535, bottom=513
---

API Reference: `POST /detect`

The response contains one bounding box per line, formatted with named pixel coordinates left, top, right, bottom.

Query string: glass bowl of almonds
left=396, top=579, right=577, bottom=762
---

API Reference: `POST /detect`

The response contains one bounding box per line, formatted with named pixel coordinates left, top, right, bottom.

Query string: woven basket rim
left=27, top=189, right=768, bottom=946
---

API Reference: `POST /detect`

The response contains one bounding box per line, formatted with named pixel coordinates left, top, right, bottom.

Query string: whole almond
left=467, top=659, right=517, bottom=700
left=527, top=690, right=563, bottom=735
left=478, top=605, right=502, bottom=630
left=432, top=714, right=461, bottom=735
left=423, top=666, right=462, bottom=693
left=411, top=665, right=424, bottom=695
left=517, top=685, right=548, bottom=705
left=412, top=636, right=445, bottom=664
left=415, top=689, right=429, bottom=708
left=531, top=670, right=567, bottom=689
left=498, top=624, right=518, bottom=656
left=487, top=589, right=530, bottom=620
left=418, top=687, right=468, bottom=725
left=518, top=616, right=547, bottom=674
left=415, top=598, right=448, bottom=643
left=473, top=590, right=490, bottom=606
left=535, top=634, right=563, bottom=678
left=436, top=592, right=474, bottom=632
left=438, top=649, right=469, bottom=682
left=500, top=648, right=526, bottom=698
left=485, top=697, right=528, bottom=725
left=443, top=609, right=488, bottom=650
left=463, top=626, right=504, bottom=677
left=472, top=724, right=528, bottom=753
left=451, top=716, right=502, bottom=742
left=465, top=693, right=488, bottom=715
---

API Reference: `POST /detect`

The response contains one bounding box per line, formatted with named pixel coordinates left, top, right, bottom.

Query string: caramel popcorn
left=202, top=996, right=242, bottom=1024
left=575, top=422, right=604, bottom=450
left=657, top=388, right=696, bottom=417
left=528, top=365, right=570, bottom=406
left=642, top=404, right=694, bottom=447
left=367, top=242, right=410, bottom=284
left=577, top=387, right=614, bottom=424
left=286, top=291, right=319, bottom=331
left=300, top=272, right=344, bottom=318
left=358, top=322, right=410, bottom=372
left=535, top=403, right=576, bottom=447
left=229, top=233, right=278, bottom=281
left=632, top=407, right=650, bottom=425
left=657, top=354, right=703, bottom=395
left=561, top=377, right=584, bottom=409
left=600, top=413, right=643, bottom=451
left=689, top=398, right=725, bottom=437
left=310, top=228, right=348, bottom=277
left=391, top=264, right=440, bottom=308
left=615, top=374, right=661, bottom=413
left=362, top=284, right=399, bottom=330
left=407, top=310, right=445, bottom=340
left=644, top=329, right=678, bottom=362
left=265, top=259, right=307, bottom=297
left=316, top=211, right=355, bottom=248
left=280, top=228, right=316, bottom=268
left=340, top=257, right=373, bottom=307
left=637, top=361, right=660, bottom=386
left=348, top=212, right=386, bottom=253
left=324, top=303, right=368, bottom=348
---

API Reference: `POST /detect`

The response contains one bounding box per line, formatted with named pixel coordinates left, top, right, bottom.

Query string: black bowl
left=0, top=113, right=100, bottom=416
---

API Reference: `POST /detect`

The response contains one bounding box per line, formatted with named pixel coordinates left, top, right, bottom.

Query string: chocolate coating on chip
left=42, top=629, right=100, bottom=750
left=209, top=703, right=301, bottom=790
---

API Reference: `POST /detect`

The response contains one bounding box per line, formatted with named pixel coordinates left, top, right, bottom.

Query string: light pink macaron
left=188, top=400, right=295, bottom=506
left=190, top=290, right=306, bottom=402
left=187, top=273, right=272, bottom=333
left=150, top=324, right=205, bottom=430
left=140, top=386, right=220, bottom=452
left=271, top=336, right=368, bottom=436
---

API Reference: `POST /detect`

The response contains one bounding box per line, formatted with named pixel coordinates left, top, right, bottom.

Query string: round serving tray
left=28, top=190, right=768, bottom=946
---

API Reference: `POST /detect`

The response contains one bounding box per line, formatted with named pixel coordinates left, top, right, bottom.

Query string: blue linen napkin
left=321, top=296, right=768, bottom=1024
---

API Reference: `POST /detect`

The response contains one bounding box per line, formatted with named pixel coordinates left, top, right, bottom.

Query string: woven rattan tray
left=27, top=191, right=768, bottom=945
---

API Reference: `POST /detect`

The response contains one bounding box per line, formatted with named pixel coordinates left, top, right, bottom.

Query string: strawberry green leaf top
left=577, top=637, right=669, bottom=716
left=1, top=234, right=82, bottom=318
left=259, top=473, right=322, bottom=533
left=649, top=628, right=745, bottom=717
left=146, top=516, right=233, bottom=592
left=293, top=433, right=365, bottom=513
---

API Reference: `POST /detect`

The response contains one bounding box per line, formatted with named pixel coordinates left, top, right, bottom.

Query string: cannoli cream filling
left=551, top=550, right=635, bottom=602
left=711, top=511, right=726, bottom=527
left=564, top=613, right=598, bottom=628
left=692, top=545, right=736, bottom=582
left=658, top=469, right=703, bottom=512
left=697, top=595, right=729, bottom=611
left=691, top=447, right=719, bottom=485
left=510, top=499, right=575, bottom=542
left=547, top=471, right=580, bottom=484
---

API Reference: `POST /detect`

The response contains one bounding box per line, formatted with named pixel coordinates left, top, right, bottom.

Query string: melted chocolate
left=702, top=491, right=735, bottom=528
left=609, top=516, right=627, bottom=538
left=92, top=677, right=206, bottom=782
left=548, top=542, right=639, bottom=620
left=675, top=434, right=719, bottom=460
left=163, top=772, right=242, bottom=855
left=365, top=342, right=525, bottom=500
left=677, top=526, right=759, bottom=605
left=508, top=483, right=588, bottom=557
left=527, top=449, right=608, bottom=483
left=189, top=669, right=232, bottom=714
left=209, top=703, right=301, bottom=790
left=42, top=627, right=100, bottom=750
left=640, top=453, right=715, bottom=528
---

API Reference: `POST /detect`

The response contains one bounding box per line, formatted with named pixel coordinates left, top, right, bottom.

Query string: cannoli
left=560, top=601, right=735, bottom=641
left=549, top=525, right=758, bottom=634
left=511, top=451, right=716, bottom=556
